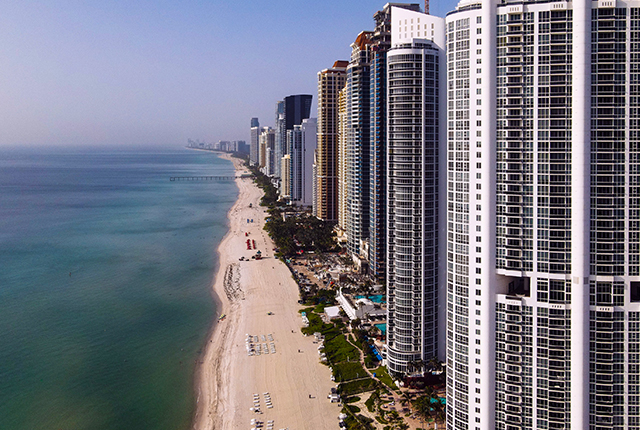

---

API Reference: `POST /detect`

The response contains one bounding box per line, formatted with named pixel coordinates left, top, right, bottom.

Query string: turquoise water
left=0, top=148, right=237, bottom=430
left=374, top=323, right=387, bottom=335
left=355, top=294, right=386, bottom=304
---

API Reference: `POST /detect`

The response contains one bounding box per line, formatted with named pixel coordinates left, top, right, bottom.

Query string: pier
left=169, top=175, right=251, bottom=182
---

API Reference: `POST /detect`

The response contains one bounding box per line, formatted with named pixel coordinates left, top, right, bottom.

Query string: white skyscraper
left=385, top=6, right=446, bottom=375
left=445, top=1, right=640, bottom=429
left=250, top=118, right=260, bottom=165
left=300, top=118, right=317, bottom=206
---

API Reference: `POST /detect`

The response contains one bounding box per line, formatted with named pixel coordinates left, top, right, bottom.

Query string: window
left=632, top=282, right=640, bottom=302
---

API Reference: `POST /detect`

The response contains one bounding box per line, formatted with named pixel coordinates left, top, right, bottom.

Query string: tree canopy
left=264, top=209, right=337, bottom=256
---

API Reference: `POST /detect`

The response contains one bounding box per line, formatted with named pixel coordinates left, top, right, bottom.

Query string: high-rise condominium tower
left=250, top=118, right=260, bottom=165
left=275, top=101, right=286, bottom=179
left=385, top=6, right=446, bottom=375
left=286, top=118, right=318, bottom=206
left=258, top=127, right=274, bottom=174
left=275, top=95, right=313, bottom=183
left=346, top=31, right=373, bottom=260
left=315, top=61, right=348, bottom=221
left=446, top=1, right=640, bottom=429
left=369, top=3, right=422, bottom=280
left=281, top=154, right=291, bottom=200
left=284, top=95, right=313, bottom=133
left=338, top=86, right=349, bottom=233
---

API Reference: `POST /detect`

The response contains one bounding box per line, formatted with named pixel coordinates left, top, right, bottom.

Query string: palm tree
left=432, top=401, right=446, bottom=428
left=412, top=394, right=432, bottom=429
left=427, top=356, right=444, bottom=374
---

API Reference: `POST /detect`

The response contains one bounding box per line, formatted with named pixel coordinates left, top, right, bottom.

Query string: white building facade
left=385, top=7, right=447, bottom=375
left=300, top=118, right=317, bottom=206
left=445, top=1, right=640, bottom=429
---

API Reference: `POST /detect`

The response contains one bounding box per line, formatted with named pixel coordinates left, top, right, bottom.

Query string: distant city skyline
left=0, top=1, right=458, bottom=149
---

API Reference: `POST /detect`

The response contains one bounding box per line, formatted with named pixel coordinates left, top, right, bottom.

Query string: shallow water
left=0, top=148, right=237, bottom=430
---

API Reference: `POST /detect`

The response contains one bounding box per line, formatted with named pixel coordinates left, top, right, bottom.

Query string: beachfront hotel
left=443, top=1, right=640, bottom=429
left=315, top=60, right=348, bottom=221
left=385, top=6, right=446, bottom=376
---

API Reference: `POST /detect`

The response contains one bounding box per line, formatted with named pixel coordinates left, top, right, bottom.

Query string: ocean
left=0, top=148, right=238, bottom=430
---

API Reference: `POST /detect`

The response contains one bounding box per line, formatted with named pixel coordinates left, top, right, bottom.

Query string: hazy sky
left=0, top=1, right=459, bottom=149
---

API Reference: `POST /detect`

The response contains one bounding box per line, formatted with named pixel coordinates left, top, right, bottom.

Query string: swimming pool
left=355, top=294, right=386, bottom=304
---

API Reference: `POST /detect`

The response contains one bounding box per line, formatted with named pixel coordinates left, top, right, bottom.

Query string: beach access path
left=192, top=153, right=340, bottom=430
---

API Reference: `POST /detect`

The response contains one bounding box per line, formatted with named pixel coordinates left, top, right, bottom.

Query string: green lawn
left=324, top=330, right=360, bottom=363
left=333, top=361, right=369, bottom=382
left=372, top=366, right=397, bottom=390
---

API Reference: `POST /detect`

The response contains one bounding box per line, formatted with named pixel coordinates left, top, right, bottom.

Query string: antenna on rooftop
left=425, top=0, right=429, bottom=14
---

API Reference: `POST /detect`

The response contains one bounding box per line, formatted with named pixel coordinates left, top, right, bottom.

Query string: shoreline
left=191, top=152, right=243, bottom=430
left=191, top=153, right=341, bottom=430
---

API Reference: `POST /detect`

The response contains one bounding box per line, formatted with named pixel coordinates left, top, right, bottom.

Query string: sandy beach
left=192, top=153, right=340, bottom=430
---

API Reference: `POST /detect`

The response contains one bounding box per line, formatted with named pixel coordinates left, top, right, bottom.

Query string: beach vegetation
left=365, top=390, right=382, bottom=412
left=344, top=396, right=361, bottom=403
left=263, top=209, right=337, bottom=256
left=333, top=361, right=368, bottom=382
left=300, top=312, right=332, bottom=335
left=313, top=303, right=326, bottom=313
left=375, top=415, right=389, bottom=425
left=346, top=404, right=360, bottom=413
left=342, top=411, right=375, bottom=430
left=364, top=355, right=377, bottom=369
left=323, top=330, right=360, bottom=363
left=299, top=287, right=336, bottom=307
left=339, top=377, right=377, bottom=396
left=248, top=165, right=280, bottom=207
